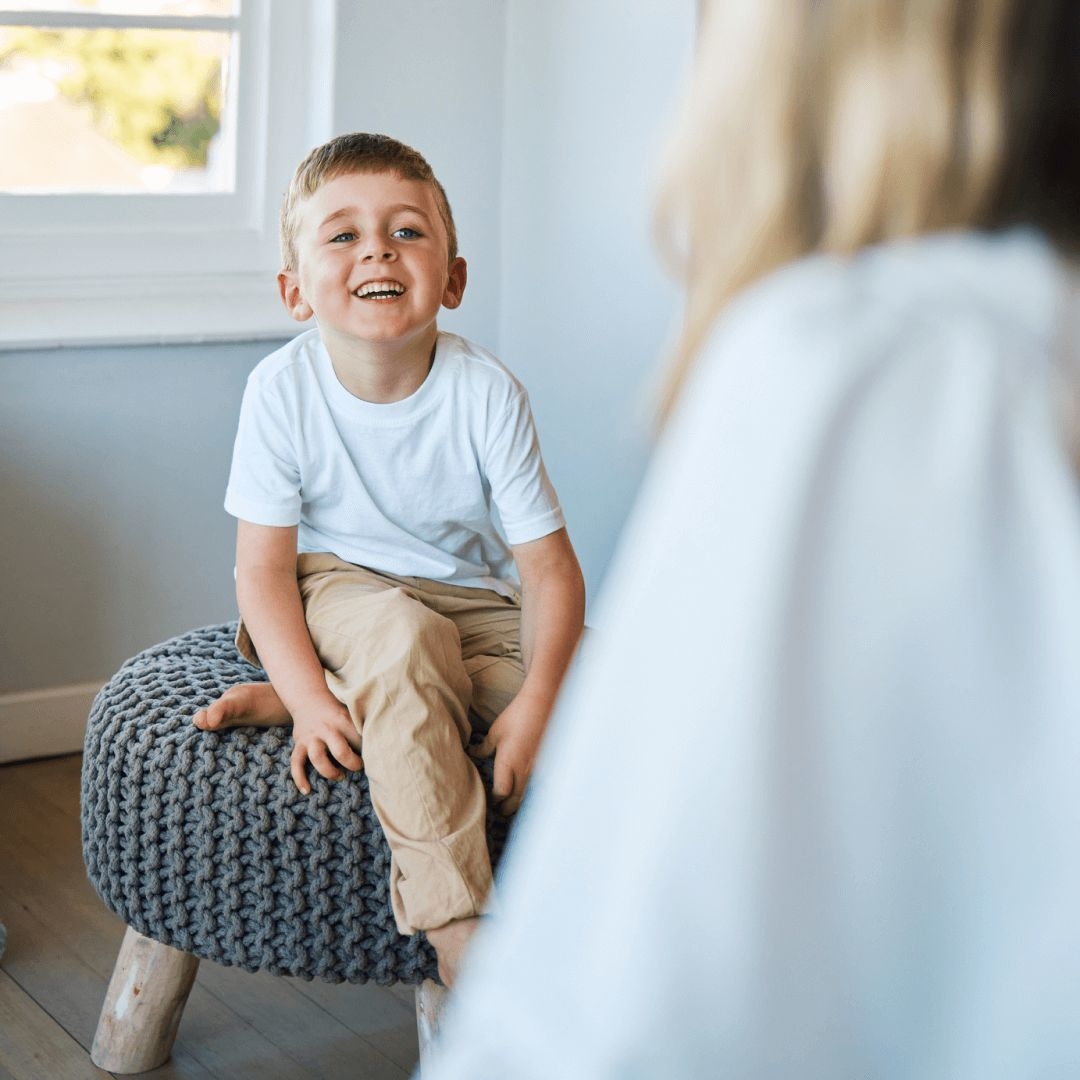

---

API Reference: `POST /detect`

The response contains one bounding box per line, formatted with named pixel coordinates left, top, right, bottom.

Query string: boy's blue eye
left=393, top=227, right=420, bottom=239
left=330, top=231, right=356, bottom=242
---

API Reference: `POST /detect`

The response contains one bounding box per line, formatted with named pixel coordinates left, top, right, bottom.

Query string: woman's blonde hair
left=655, top=0, right=1080, bottom=419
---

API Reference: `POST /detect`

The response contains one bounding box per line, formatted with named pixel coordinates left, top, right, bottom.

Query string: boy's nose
left=360, top=246, right=395, bottom=262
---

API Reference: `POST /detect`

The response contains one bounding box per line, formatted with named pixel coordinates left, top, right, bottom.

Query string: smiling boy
left=193, top=133, right=585, bottom=984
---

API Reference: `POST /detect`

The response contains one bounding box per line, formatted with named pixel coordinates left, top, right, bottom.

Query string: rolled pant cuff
left=390, top=830, right=493, bottom=935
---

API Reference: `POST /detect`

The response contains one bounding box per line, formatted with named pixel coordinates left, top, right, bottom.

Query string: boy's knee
left=344, top=590, right=472, bottom=717
left=377, top=589, right=464, bottom=668
left=316, top=588, right=473, bottom=736
left=320, top=586, right=459, bottom=665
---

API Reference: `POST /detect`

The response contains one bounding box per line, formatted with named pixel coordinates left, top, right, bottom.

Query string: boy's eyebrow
left=316, top=203, right=434, bottom=230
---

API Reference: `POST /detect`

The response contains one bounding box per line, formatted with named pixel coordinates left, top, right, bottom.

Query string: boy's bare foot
left=192, top=682, right=291, bottom=731
left=426, top=916, right=483, bottom=987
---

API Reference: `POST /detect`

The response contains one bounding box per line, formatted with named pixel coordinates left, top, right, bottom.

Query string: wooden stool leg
left=91, top=925, right=199, bottom=1073
left=415, top=978, right=450, bottom=1072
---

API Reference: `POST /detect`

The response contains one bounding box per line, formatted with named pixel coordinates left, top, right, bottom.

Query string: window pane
left=0, top=25, right=235, bottom=193
left=0, top=2, right=238, bottom=15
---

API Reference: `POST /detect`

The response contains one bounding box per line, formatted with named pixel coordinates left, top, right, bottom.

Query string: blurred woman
left=424, top=2, right=1080, bottom=1076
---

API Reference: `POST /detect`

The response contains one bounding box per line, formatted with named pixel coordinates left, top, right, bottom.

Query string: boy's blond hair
left=654, top=0, right=1080, bottom=420
left=280, top=132, right=458, bottom=272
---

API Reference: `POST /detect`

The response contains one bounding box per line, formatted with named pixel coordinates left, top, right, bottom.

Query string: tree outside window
left=0, top=1, right=238, bottom=193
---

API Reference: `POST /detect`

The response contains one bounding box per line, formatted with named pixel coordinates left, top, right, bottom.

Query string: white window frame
left=0, top=0, right=334, bottom=349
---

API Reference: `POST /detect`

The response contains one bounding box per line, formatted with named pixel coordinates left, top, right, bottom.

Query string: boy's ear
left=442, top=257, right=467, bottom=311
left=278, top=270, right=314, bottom=322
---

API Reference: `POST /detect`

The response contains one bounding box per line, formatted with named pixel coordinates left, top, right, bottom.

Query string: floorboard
left=289, top=976, right=419, bottom=1072
left=0, top=754, right=421, bottom=1079
left=0, top=969, right=110, bottom=1080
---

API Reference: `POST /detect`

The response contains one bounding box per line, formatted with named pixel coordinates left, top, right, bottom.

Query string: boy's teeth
left=356, top=282, right=404, bottom=298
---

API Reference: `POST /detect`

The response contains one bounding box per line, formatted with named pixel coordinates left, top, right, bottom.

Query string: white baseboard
left=0, top=682, right=103, bottom=764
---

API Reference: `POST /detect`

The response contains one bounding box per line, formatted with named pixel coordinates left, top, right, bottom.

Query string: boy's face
left=279, top=170, right=466, bottom=351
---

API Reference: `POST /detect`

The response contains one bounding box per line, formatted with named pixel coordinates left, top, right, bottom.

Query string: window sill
left=0, top=272, right=299, bottom=350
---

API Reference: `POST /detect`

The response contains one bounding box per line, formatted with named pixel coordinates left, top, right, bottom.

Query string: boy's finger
left=492, top=760, right=514, bottom=800
left=331, top=738, right=364, bottom=772
left=309, top=743, right=344, bottom=781
left=290, top=745, right=311, bottom=795
left=333, top=716, right=363, bottom=753
left=500, top=789, right=523, bottom=816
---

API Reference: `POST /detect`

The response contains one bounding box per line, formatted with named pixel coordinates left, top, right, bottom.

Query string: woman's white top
left=423, top=229, right=1080, bottom=1080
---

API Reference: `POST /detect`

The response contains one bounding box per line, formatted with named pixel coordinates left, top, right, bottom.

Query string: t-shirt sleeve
left=485, top=387, right=565, bottom=546
left=223, top=370, right=303, bottom=526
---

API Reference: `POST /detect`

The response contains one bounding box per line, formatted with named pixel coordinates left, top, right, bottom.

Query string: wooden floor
left=0, top=754, right=420, bottom=1079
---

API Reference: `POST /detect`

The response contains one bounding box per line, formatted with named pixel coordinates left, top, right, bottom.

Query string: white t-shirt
left=423, top=229, right=1080, bottom=1079
left=225, top=328, right=564, bottom=595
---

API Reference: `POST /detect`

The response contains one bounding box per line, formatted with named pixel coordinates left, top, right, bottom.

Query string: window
left=0, top=0, right=333, bottom=348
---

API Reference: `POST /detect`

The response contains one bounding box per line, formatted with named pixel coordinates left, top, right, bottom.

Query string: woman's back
left=426, top=228, right=1080, bottom=1078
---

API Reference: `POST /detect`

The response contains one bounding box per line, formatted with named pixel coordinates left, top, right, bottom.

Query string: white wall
left=0, top=339, right=270, bottom=694
left=499, top=1, right=695, bottom=603
left=332, top=0, right=507, bottom=352
left=0, top=339, right=268, bottom=760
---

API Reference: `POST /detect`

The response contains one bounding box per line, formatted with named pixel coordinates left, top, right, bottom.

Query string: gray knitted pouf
left=81, top=623, right=511, bottom=986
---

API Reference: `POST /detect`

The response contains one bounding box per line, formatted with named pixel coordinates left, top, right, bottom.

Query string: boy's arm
left=478, top=527, right=586, bottom=814
left=235, top=519, right=363, bottom=794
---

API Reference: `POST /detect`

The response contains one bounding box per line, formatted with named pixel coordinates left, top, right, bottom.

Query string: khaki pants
left=236, top=553, right=524, bottom=935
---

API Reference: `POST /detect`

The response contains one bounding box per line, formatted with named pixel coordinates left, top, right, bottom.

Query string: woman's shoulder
left=712, top=228, right=1065, bottom=368
left=661, top=228, right=1079, bottom=528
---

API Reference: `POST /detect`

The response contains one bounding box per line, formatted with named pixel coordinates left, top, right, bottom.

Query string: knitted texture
left=81, top=623, right=511, bottom=985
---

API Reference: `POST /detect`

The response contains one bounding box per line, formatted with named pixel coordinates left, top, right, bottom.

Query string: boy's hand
left=475, top=693, right=550, bottom=815
left=288, top=696, right=364, bottom=795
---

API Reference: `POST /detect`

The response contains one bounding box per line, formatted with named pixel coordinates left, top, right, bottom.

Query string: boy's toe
left=194, top=705, right=225, bottom=730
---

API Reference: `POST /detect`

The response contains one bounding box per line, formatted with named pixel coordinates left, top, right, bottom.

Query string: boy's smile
left=355, top=280, right=406, bottom=300
left=278, top=170, right=466, bottom=375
